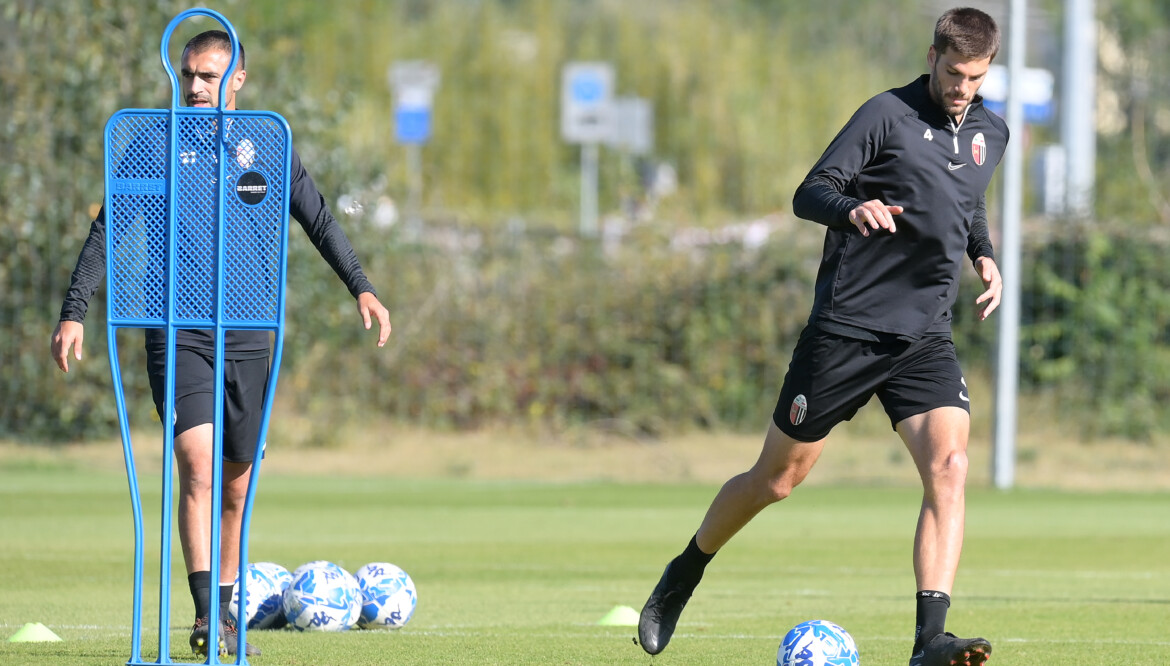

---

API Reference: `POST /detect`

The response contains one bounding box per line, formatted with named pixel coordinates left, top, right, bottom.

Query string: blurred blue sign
left=571, top=74, right=605, bottom=103
left=395, top=107, right=431, bottom=144
left=983, top=99, right=1053, bottom=124
left=981, top=65, right=1054, bottom=124
left=388, top=61, right=440, bottom=146
left=561, top=62, right=614, bottom=144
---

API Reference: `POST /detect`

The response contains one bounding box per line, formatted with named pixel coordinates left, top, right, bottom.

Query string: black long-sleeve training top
left=59, top=146, right=376, bottom=358
left=793, top=74, right=1009, bottom=340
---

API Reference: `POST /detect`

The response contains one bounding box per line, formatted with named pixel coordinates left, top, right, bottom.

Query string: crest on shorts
left=789, top=394, right=808, bottom=426
left=971, top=132, right=987, bottom=166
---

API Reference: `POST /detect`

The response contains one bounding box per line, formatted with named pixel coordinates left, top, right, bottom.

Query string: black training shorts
left=147, top=346, right=270, bottom=463
left=772, top=325, right=970, bottom=442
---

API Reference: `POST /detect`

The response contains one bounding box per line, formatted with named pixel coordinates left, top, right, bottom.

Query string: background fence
left=3, top=0, right=1169, bottom=444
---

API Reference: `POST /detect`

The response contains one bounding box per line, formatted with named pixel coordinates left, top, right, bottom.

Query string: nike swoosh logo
left=959, top=391, right=969, bottom=402
left=947, top=162, right=966, bottom=171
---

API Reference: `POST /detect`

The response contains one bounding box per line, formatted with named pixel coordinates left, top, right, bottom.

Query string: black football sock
left=669, top=534, right=717, bottom=588
left=219, top=584, right=234, bottom=623
left=913, top=590, right=951, bottom=652
left=188, top=571, right=212, bottom=620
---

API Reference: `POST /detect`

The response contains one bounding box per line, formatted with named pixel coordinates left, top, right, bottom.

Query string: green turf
left=1, top=461, right=1168, bottom=664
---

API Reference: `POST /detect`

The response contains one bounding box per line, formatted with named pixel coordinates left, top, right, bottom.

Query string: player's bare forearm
left=356, top=292, right=391, bottom=347
left=973, top=257, right=1002, bottom=321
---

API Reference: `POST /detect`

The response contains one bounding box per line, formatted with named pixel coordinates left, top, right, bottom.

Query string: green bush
left=5, top=0, right=1170, bottom=442
left=1018, top=229, right=1170, bottom=439
left=277, top=219, right=818, bottom=439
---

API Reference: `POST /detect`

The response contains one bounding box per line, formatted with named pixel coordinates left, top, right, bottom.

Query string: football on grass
left=778, top=619, right=860, bottom=666
left=282, top=561, right=361, bottom=631
left=355, top=562, right=417, bottom=629
left=229, top=561, right=291, bottom=629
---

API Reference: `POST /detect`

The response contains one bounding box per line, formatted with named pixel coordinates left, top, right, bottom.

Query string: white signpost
left=980, top=64, right=1054, bottom=124
left=388, top=61, right=440, bottom=235
left=611, top=96, right=653, bottom=156
left=561, top=62, right=615, bottom=237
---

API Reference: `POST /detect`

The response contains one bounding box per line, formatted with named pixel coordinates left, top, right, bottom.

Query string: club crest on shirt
left=790, top=394, right=808, bottom=426
left=971, top=132, right=986, bottom=166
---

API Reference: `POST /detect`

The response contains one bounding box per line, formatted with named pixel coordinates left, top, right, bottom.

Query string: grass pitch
left=1, top=453, right=1168, bottom=665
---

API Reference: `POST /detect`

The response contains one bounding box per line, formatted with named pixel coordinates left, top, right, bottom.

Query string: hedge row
left=12, top=218, right=1170, bottom=442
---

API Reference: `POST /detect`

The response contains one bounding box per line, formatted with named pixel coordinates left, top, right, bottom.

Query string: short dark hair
left=183, top=30, right=246, bottom=70
left=933, top=7, right=1000, bottom=61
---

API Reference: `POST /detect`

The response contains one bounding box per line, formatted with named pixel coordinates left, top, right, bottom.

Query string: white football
left=778, top=619, right=860, bottom=666
left=355, top=562, right=418, bottom=629
left=256, top=561, right=293, bottom=629
left=282, top=561, right=361, bottom=631
left=229, top=562, right=291, bottom=629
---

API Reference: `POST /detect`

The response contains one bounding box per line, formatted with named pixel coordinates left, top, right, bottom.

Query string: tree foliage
left=3, top=0, right=1169, bottom=441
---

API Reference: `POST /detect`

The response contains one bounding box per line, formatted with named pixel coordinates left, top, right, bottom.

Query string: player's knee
left=942, top=449, right=969, bottom=476
left=179, top=468, right=215, bottom=496
left=179, top=477, right=214, bottom=498
left=766, top=484, right=793, bottom=503
left=221, top=478, right=250, bottom=511
left=220, top=489, right=246, bottom=512
left=742, top=464, right=793, bottom=503
left=763, top=474, right=801, bottom=503
left=925, top=449, right=969, bottom=490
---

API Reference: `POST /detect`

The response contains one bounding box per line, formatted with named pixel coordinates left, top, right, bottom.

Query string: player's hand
left=357, top=292, right=392, bottom=347
left=974, top=256, right=1002, bottom=320
left=848, top=200, right=903, bottom=237
left=51, top=320, right=85, bottom=373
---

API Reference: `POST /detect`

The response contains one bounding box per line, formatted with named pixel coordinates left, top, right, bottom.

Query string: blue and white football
left=354, top=562, right=418, bottom=630
left=282, top=561, right=361, bottom=631
left=229, top=561, right=291, bottom=629
left=778, top=619, right=860, bottom=666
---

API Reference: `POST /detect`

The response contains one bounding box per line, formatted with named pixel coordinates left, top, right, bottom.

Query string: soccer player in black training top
left=638, top=8, right=1006, bottom=666
left=51, top=30, right=392, bottom=658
